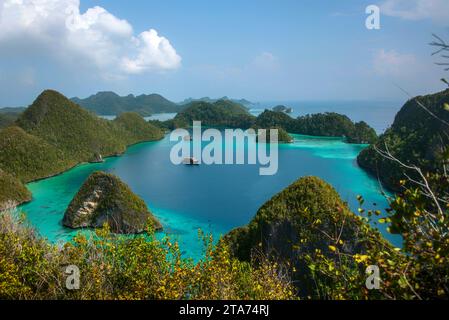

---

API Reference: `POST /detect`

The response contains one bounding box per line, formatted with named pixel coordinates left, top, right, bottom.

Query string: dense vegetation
left=0, top=170, right=31, bottom=211
left=255, top=110, right=296, bottom=131
left=225, top=175, right=449, bottom=299
left=0, top=210, right=295, bottom=300
left=256, top=127, right=293, bottom=143
left=0, top=90, right=164, bottom=208
left=72, top=91, right=181, bottom=116
left=294, top=113, right=377, bottom=144
left=358, top=89, right=449, bottom=190
left=172, top=100, right=256, bottom=129
left=0, top=108, right=25, bottom=129
left=0, top=114, right=18, bottom=129
left=114, top=112, right=164, bottom=145
left=17, top=90, right=129, bottom=163
left=272, top=105, right=292, bottom=113
left=254, top=110, right=377, bottom=144
left=179, top=96, right=253, bottom=108
left=0, top=126, right=71, bottom=182
left=63, top=171, right=162, bottom=234
left=172, top=104, right=376, bottom=144
left=225, top=177, right=402, bottom=299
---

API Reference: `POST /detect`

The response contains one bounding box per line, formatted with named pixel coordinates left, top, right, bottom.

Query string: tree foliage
left=0, top=210, right=295, bottom=300
left=358, top=89, right=449, bottom=190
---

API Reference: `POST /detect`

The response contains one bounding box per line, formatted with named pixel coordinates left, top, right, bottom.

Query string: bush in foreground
left=0, top=210, right=295, bottom=300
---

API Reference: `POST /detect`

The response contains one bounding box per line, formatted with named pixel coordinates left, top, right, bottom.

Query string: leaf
left=328, top=245, right=337, bottom=252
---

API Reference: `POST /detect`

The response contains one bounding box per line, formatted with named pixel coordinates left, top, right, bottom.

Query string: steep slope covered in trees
left=358, top=89, right=449, bottom=190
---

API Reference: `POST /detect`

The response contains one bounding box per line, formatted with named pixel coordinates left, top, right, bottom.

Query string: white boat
left=183, top=157, right=199, bottom=165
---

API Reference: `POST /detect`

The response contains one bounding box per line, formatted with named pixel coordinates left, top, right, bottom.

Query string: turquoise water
left=20, top=133, right=401, bottom=260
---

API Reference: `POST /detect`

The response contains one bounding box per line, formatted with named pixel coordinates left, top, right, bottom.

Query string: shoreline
left=9, top=136, right=167, bottom=210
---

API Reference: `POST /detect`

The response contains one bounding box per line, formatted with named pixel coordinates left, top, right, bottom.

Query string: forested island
left=158, top=100, right=377, bottom=144
left=71, top=91, right=182, bottom=116
left=63, top=171, right=162, bottom=234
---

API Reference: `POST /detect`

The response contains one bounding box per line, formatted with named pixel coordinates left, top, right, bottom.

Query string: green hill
left=72, top=91, right=181, bottom=116
left=0, top=126, right=71, bottom=182
left=114, top=112, right=164, bottom=145
left=255, top=110, right=377, bottom=144
left=0, top=90, right=164, bottom=207
left=256, top=127, right=293, bottom=143
left=0, top=169, right=31, bottom=211
left=255, top=110, right=296, bottom=131
left=357, top=89, right=449, bottom=190
left=173, top=99, right=256, bottom=128
left=225, top=176, right=395, bottom=298
left=16, top=90, right=164, bottom=164
left=294, top=113, right=377, bottom=144
left=16, top=90, right=132, bottom=162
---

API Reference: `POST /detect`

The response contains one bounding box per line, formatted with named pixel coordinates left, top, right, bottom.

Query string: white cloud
left=0, top=0, right=181, bottom=77
left=121, top=29, right=181, bottom=74
left=381, top=0, right=449, bottom=24
left=372, top=49, right=417, bottom=76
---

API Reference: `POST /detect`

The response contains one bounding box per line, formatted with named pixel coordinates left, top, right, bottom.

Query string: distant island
left=71, top=91, right=183, bottom=116
left=0, top=107, right=25, bottom=129
left=168, top=99, right=255, bottom=129
left=179, top=96, right=256, bottom=108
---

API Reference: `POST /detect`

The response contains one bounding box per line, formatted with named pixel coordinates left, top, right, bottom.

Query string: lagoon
left=20, top=133, right=401, bottom=260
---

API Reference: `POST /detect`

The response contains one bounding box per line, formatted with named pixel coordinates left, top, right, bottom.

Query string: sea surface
left=20, top=129, right=402, bottom=260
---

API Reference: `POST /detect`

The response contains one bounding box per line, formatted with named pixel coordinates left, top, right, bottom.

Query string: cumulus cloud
left=121, top=29, right=182, bottom=74
left=381, top=0, right=449, bottom=24
left=372, top=49, right=417, bottom=76
left=0, top=0, right=181, bottom=77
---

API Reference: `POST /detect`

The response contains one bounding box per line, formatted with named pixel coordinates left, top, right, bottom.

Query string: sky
left=0, top=0, right=448, bottom=106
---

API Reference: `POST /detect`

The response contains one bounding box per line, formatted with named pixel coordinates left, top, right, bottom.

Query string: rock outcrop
left=63, top=171, right=162, bottom=234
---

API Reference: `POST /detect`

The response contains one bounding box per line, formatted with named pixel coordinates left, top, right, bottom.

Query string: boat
left=183, top=135, right=193, bottom=141
left=183, top=157, right=199, bottom=165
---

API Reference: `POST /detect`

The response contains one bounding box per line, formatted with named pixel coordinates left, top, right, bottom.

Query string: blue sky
left=0, top=0, right=448, bottom=106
